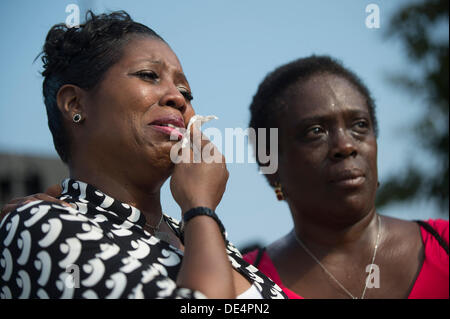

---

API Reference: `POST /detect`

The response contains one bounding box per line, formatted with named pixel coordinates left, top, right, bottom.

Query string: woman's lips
left=149, top=124, right=184, bottom=140
left=329, top=169, right=366, bottom=187
left=148, top=116, right=185, bottom=140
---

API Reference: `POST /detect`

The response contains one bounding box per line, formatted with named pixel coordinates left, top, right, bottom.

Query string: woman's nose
left=329, top=129, right=357, bottom=160
left=160, top=86, right=187, bottom=113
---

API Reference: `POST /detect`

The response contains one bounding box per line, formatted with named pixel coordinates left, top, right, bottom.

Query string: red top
left=243, top=219, right=449, bottom=299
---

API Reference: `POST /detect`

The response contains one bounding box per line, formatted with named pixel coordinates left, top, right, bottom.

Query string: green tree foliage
left=376, top=0, right=449, bottom=213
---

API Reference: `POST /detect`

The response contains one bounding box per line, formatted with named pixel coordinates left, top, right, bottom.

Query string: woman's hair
left=40, top=10, right=165, bottom=163
left=249, top=55, right=378, bottom=171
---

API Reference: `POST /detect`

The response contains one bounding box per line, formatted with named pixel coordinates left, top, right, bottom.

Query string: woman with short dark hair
left=244, top=55, right=448, bottom=299
left=0, top=11, right=286, bottom=299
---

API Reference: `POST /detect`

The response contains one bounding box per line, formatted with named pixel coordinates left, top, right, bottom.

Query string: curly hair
left=39, top=10, right=165, bottom=163
left=249, top=55, right=378, bottom=174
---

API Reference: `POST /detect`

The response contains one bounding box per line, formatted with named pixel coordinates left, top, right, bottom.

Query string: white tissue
left=181, top=114, right=218, bottom=148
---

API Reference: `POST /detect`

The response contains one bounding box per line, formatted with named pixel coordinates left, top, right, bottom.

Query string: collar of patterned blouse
left=60, top=179, right=182, bottom=239
left=61, top=179, right=146, bottom=225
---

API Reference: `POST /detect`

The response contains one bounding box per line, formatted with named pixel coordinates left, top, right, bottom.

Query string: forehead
left=117, top=35, right=183, bottom=72
left=284, top=73, right=369, bottom=117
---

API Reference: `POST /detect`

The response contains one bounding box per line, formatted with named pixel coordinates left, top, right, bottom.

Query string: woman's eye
left=353, top=120, right=369, bottom=132
left=136, top=71, right=159, bottom=81
left=305, top=126, right=326, bottom=139
left=179, top=88, right=193, bottom=102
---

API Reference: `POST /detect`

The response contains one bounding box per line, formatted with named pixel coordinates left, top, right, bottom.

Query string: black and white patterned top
left=0, top=179, right=287, bottom=299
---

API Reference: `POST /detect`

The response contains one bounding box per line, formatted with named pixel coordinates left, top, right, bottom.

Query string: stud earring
left=274, top=182, right=284, bottom=201
left=72, top=113, right=82, bottom=123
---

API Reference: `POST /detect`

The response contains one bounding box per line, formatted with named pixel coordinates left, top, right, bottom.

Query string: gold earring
left=274, top=182, right=284, bottom=201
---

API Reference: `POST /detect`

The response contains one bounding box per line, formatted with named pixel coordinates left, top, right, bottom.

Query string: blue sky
left=0, top=0, right=447, bottom=248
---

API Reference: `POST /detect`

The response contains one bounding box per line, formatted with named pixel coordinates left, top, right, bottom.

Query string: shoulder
left=0, top=200, right=100, bottom=244
left=1, top=200, right=82, bottom=235
left=380, top=215, right=448, bottom=238
left=380, top=215, right=422, bottom=242
left=379, top=215, right=424, bottom=256
left=380, top=214, right=417, bottom=228
left=382, top=216, right=448, bottom=259
left=0, top=200, right=107, bottom=298
left=0, top=199, right=105, bottom=264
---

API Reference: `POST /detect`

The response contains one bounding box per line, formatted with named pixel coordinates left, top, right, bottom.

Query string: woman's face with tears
left=72, top=36, right=196, bottom=184
left=276, top=73, right=378, bottom=224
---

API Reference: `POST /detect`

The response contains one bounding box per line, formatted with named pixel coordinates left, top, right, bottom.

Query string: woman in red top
left=244, top=55, right=449, bottom=299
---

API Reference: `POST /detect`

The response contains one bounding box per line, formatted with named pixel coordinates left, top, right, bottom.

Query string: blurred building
left=0, top=152, right=68, bottom=207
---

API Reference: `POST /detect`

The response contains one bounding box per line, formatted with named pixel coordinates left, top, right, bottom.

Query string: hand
left=0, top=184, right=68, bottom=221
left=170, top=124, right=229, bottom=214
left=171, top=125, right=234, bottom=298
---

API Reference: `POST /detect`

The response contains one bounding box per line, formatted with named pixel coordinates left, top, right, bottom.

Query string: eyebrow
left=294, top=109, right=371, bottom=127
left=134, top=59, right=190, bottom=85
left=174, top=72, right=189, bottom=86
left=135, top=59, right=162, bottom=65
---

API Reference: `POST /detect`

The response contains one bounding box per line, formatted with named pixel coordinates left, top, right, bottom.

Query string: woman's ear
left=56, top=84, right=86, bottom=123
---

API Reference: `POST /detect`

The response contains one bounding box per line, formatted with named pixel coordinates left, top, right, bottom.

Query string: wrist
left=180, top=203, right=216, bottom=215
left=180, top=207, right=226, bottom=244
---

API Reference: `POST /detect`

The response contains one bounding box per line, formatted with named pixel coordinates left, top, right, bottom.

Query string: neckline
left=262, top=222, right=427, bottom=299
left=61, top=178, right=147, bottom=228
left=61, top=178, right=187, bottom=253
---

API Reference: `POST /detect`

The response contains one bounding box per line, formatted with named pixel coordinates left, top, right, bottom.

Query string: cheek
left=362, top=139, right=378, bottom=179
left=183, top=104, right=196, bottom=124
left=278, top=147, right=326, bottom=190
left=135, top=85, right=159, bottom=107
left=88, top=105, right=142, bottom=154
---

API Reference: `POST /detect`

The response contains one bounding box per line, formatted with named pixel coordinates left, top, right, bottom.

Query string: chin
left=151, top=152, right=176, bottom=171
left=133, top=144, right=175, bottom=180
left=304, top=189, right=371, bottom=220
left=332, top=197, right=374, bottom=222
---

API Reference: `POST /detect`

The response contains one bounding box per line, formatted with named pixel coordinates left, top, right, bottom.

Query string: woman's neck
left=69, top=162, right=166, bottom=225
left=290, top=204, right=379, bottom=251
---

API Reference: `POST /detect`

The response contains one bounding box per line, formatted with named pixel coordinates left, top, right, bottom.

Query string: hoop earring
left=73, top=113, right=82, bottom=123
left=274, top=182, right=284, bottom=201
